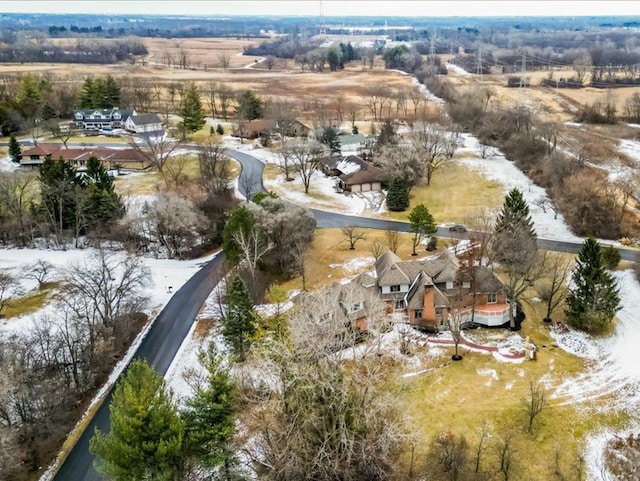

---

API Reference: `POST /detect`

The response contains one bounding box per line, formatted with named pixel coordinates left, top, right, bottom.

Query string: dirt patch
left=194, top=318, right=216, bottom=338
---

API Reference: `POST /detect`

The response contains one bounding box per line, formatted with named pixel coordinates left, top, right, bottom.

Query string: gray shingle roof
left=130, top=113, right=162, bottom=125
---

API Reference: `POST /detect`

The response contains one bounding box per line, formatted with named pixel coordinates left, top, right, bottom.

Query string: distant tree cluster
left=0, top=38, right=147, bottom=64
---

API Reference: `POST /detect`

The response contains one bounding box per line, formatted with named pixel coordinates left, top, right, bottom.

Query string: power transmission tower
left=520, top=48, right=527, bottom=88
left=429, top=29, right=436, bottom=57
left=476, top=46, right=483, bottom=79
left=319, top=0, right=326, bottom=36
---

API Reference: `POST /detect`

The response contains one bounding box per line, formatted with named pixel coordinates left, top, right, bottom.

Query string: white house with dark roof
left=73, top=108, right=136, bottom=130
left=124, top=113, right=165, bottom=135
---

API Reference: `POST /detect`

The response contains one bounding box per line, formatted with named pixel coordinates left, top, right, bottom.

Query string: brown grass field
left=3, top=37, right=634, bottom=480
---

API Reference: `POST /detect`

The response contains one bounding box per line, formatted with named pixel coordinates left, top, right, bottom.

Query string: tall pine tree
left=386, top=176, right=409, bottom=211
left=408, top=203, right=437, bottom=256
left=222, top=275, right=256, bottom=361
left=565, top=236, right=621, bottom=333
left=179, top=82, right=206, bottom=133
left=8, top=135, right=21, bottom=163
left=182, top=343, right=238, bottom=471
left=84, top=156, right=124, bottom=228
left=491, top=188, right=539, bottom=330
left=90, top=359, right=184, bottom=481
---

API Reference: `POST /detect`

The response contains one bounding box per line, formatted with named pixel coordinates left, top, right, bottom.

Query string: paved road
left=35, top=145, right=640, bottom=479
left=226, top=149, right=639, bottom=261
left=53, top=255, right=224, bottom=481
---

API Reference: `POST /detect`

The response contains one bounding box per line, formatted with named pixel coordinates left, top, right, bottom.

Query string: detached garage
left=338, top=162, right=387, bottom=193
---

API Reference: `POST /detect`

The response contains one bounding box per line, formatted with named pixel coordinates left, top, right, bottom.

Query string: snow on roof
left=334, top=157, right=362, bottom=176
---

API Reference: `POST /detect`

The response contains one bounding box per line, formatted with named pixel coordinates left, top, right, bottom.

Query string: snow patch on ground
left=548, top=270, right=640, bottom=479
left=457, top=133, right=582, bottom=243
left=330, top=256, right=375, bottom=274
left=264, top=171, right=369, bottom=215
left=0, top=155, right=19, bottom=172
left=0, top=248, right=218, bottom=335
left=618, top=139, right=640, bottom=164
left=446, top=63, right=471, bottom=76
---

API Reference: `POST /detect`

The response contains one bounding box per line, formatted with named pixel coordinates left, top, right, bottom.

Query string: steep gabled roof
left=375, top=250, right=407, bottom=285
left=129, top=113, right=162, bottom=125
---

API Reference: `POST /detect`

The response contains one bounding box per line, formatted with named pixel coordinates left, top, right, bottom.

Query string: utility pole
left=476, top=45, right=483, bottom=79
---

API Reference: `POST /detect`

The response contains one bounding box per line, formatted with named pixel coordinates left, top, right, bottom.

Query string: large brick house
left=20, top=143, right=152, bottom=170
left=353, top=250, right=512, bottom=330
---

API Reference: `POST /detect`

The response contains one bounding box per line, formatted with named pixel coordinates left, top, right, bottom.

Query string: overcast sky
left=3, top=1, right=640, bottom=18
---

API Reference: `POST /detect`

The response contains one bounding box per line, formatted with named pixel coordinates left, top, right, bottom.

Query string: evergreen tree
left=216, top=123, right=225, bottom=135
left=319, top=126, right=341, bottom=155
left=386, top=176, right=410, bottom=211
left=222, top=206, right=258, bottom=266
left=408, top=203, right=437, bottom=256
left=235, top=90, right=264, bottom=121
left=179, top=82, right=206, bottom=133
left=102, top=75, right=122, bottom=108
left=38, top=156, right=81, bottom=230
left=90, top=359, right=184, bottom=481
left=222, top=275, right=256, bottom=361
left=327, top=48, right=341, bottom=71
left=494, top=188, right=536, bottom=237
left=565, top=236, right=621, bottom=333
left=84, top=156, right=124, bottom=227
left=492, top=188, right=537, bottom=265
left=182, top=343, right=237, bottom=470
left=375, top=119, right=396, bottom=149
left=8, top=135, right=21, bottom=163
left=78, top=77, right=96, bottom=109
left=78, top=76, right=122, bottom=109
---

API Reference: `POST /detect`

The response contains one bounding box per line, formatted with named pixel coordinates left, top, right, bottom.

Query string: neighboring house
left=308, top=127, right=371, bottom=153
left=20, top=144, right=152, bottom=170
left=233, top=119, right=310, bottom=139
left=124, top=113, right=164, bottom=135
left=322, top=155, right=388, bottom=192
left=351, top=250, right=512, bottom=331
left=73, top=108, right=136, bottom=130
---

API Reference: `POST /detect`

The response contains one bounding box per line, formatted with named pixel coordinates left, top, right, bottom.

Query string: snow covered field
left=0, top=248, right=218, bottom=335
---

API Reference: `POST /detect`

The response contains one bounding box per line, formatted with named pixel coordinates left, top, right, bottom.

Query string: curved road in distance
left=53, top=255, right=224, bottom=481
left=226, top=149, right=639, bottom=262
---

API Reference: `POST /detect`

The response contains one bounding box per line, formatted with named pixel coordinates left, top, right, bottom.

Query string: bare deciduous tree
left=127, top=131, right=178, bottom=182
left=0, top=270, right=22, bottom=316
left=22, top=259, right=55, bottom=288
left=369, top=238, right=386, bottom=260
left=217, top=52, right=231, bottom=70
left=198, top=139, right=234, bottom=195
left=535, top=253, right=572, bottom=322
left=243, top=284, right=406, bottom=481
left=410, top=125, right=460, bottom=185
left=496, top=434, right=516, bottom=481
left=428, top=432, right=469, bottom=481
left=385, top=229, right=399, bottom=253
left=284, top=141, right=325, bottom=194
left=342, top=225, right=366, bottom=250
left=522, top=377, right=547, bottom=433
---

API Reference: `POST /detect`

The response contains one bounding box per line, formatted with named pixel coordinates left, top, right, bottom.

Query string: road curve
left=33, top=145, right=640, bottom=479
left=53, top=256, right=224, bottom=481
left=226, top=149, right=639, bottom=261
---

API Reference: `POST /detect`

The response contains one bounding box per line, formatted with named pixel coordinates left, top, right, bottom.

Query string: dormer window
left=390, top=285, right=401, bottom=292
left=351, top=301, right=363, bottom=312
left=488, top=292, right=497, bottom=304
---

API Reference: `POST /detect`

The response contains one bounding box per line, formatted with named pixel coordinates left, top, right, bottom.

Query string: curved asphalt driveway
left=53, top=256, right=224, bottom=481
